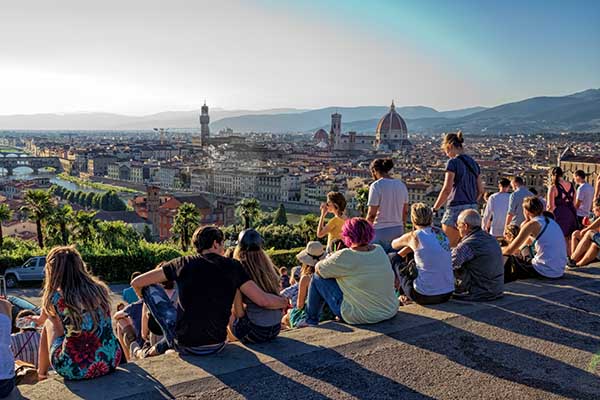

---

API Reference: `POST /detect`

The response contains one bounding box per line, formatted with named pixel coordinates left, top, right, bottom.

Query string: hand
left=320, top=203, right=328, bottom=214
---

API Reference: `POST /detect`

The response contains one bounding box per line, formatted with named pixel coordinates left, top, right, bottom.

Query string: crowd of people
left=1, top=131, right=599, bottom=396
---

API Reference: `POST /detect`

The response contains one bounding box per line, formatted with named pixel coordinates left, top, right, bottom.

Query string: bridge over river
left=0, top=156, right=63, bottom=176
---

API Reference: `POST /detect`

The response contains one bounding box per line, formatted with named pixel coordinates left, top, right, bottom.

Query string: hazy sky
left=1, top=0, right=599, bottom=115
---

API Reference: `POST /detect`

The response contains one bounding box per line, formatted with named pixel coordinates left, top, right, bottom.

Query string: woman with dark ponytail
left=547, top=167, right=578, bottom=254
left=366, top=158, right=409, bottom=252
left=432, top=131, right=483, bottom=247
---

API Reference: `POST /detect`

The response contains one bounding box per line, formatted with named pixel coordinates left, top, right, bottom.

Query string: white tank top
left=413, top=227, right=455, bottom=296
left=0, top=313, right=15, bottom=380
left=532, top=216, right=567, bottom=278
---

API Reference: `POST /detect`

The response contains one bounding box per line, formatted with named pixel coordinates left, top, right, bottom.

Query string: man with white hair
left=452, top=209, right=504, bottom=301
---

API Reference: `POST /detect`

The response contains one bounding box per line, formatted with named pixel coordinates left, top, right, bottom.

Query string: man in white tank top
left=502, top=196, right=567, bottom=281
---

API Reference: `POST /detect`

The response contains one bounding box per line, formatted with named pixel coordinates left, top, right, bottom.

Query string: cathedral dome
left=375, top=101, right=407, bottom=135
left=313, top=128, right=328, bottom=143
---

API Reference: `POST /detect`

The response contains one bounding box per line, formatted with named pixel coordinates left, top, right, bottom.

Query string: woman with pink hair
left=299, top=218, right=398, bottom=327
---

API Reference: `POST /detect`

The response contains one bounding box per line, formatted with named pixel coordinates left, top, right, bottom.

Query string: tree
left=272, top=204, right=288, bottom=226
left=297, top=213, right=319, bottom=243
left=236, top=198, right=261, bottom=229
left=66, top=190, right=76, bottom=203
left=142, top=224, right=154, bottom=242
left=47, top=205, right=74, bottom=245
left=85, top=192, right=95, bottom=209
left=96, top=221, right=139, bottom=249
left=74, top=210, right=98, bottom=244
left=171, top=203, right=201, bottom=251
left=20, top=189, right=53, bottom=248
left=0, top=203, right=13, bottom=248
left=355, top=187, right=369, bottom=217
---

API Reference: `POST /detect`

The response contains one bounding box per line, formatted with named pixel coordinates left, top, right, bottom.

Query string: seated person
left=0, top=298, right=15, bottom=398
left=280, top=266, right=302, bottom=307
left=279, top=267, right=290, bottom=289
left=299, top=218, right=398, bottom=326
left=502, top=196, right=567, bottom=282
left=391, top=203, right=454, bottom=305
left=10, top=310, right=41, bottom=368
left=122, top=272, right=142, bottom=304
left=113, top=300, right=143, bottom=361
left=451, top=209, right=504, bottom=301
left=131, top=226, right=288, bottom=357
left=229, top=230, right=285, bottom=344
left=569, top=198, right=600, bottom=268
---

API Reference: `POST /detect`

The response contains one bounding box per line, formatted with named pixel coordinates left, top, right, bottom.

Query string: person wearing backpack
left=502, top=196, right=567, bottom=282
left=432, top=131, right=484, bottom=247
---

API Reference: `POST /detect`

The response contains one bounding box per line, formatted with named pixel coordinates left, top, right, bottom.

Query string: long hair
left=551, top=167, right=563, bottom=187
left=233, top=247, right=280, bottom=295
left=300, top=263, right=315, bottom=277
left=42, top=246, right=111, bottom=334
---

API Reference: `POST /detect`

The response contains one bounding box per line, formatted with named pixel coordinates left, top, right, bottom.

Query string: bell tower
left=200, top=101, right=210, bottom=146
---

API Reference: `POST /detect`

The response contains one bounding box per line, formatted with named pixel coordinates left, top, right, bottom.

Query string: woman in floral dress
left=33, top=246, right=121, bottom=380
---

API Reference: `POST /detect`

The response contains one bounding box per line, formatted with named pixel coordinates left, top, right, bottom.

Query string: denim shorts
left=232, top=316, right=280, bottom=344
left=592, top=232, right=600, bottom=248
left=441, top=203, right=478, bottom=228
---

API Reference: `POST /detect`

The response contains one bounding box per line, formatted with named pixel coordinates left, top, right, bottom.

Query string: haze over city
left=1, top=0, right=599, bottom=115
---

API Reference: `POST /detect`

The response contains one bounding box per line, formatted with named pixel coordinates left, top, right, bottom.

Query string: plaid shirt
left=452, top=241, right=476, bottom=270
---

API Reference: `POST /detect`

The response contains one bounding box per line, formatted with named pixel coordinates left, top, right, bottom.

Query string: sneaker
left=566, top=258, right=579, bottom=269
left=296, top=319, right=318, bottom=328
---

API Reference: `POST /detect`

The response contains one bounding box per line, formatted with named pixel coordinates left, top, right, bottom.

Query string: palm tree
left=20, top=189, right=52, bottom=248
left=171, top=203, right=201, bottom=251
left=47, top=205, right=74, bottom=245
left=236, top=198, right=261, bottom=229
left=0, top=203, right=13, bottom=248
left=74, top=210, right=98, bottom=244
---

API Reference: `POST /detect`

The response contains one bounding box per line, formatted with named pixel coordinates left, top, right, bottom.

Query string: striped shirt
left=10, top=331, right=40, bottom=367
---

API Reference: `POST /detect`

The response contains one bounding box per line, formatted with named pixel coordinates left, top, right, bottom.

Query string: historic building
left=559, top=147, right=600, bottom=185
left=193, top=102, right=210, bottom=149
left=327, top=113, right=374, bottom=152
left=375, top=101, right=412, bottom=152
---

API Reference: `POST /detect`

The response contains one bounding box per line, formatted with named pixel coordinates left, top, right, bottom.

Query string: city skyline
left=1, top=0, right=599, bottom=115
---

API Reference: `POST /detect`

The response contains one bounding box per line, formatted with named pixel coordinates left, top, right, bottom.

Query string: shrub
left=266, top=247, right=303, bottom=270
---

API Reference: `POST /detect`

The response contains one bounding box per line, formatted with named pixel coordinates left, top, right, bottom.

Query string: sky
left=0, top=0, right=599, bottom=115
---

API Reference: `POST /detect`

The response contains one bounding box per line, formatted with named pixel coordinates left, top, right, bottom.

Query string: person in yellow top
left=317, top=191, right=347, bottom=252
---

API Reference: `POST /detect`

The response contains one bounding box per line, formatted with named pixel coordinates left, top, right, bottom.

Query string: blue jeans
left=0, top=377, right=14, bottom=398
left=372, top=225, right=404, bottom=253
left=305, top=274, right=344, bottom=325
left=141, top=285, right=225, bottom=356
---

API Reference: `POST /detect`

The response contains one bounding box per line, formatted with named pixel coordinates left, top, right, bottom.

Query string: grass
left=57, top=173, right=140, bottom=194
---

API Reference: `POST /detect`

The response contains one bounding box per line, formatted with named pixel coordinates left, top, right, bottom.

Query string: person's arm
left=402, top=203, right=409, bottom=227
left=131, top=268, right=168, bottom=299
left=476, top=175, right=485, bottom=201
left=0, top=298, right=11, bottom=317
left=451, top=242, right=476, bottom=270
left=231, top=290, right=245, bottom=318
left=367, top=205, right=379, bottom=224
left=595, top=176, right=600, bottom=201
left=547, top=186, right=556, bottom=212
left=575, top=187, right=583, bottom=210
left=391, top=231, right=414, bottom=252
left=141, top=303, right=149, bottom=341
left=317, top=213, right=333, bottom=239
left=502, top=220, right=540, bottom=256
left=482, top=197, right=493, bottom=232
left=433, top=171, right=455, bottom=210
left=366, top=184, right=379, bottom=224
left=296, top=275, right=311, bottom=309
left=240, top=281, right=287, bottom=309
left=581, top=217, right=600, bottom=235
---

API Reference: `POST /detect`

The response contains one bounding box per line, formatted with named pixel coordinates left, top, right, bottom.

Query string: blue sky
left=0, top=0, right=598, bottom=114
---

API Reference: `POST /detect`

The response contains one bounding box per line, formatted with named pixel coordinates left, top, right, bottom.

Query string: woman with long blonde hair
left=228, top=229, right=283, bottom=343
left=33, top=246, right=121, bottom=380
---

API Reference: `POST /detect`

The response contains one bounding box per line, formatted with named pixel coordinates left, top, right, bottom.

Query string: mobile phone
left=0, top=276, right=6, bottom=298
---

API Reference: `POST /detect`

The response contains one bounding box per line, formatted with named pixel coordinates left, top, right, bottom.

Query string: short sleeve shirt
left=162, top=253, right=250, bottom=346
left=326, top=216, right=345, bottom=249
left=508, top=187, right=533, bottom=226
left=576, top=182, right=594, bottom=217
left=445, top=155, right=480, bottom=206
left=367, top=178, right=409, bottom=229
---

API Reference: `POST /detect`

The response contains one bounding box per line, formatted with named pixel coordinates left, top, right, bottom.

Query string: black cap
left=237, top=229, right=264, bottom=251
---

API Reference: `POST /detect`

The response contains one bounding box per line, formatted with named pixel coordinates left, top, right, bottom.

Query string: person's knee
left=572, top=230, right=581, bottom=240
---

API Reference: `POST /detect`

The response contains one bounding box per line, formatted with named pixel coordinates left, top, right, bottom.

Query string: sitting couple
left=119, top=226, right=288, bottom=359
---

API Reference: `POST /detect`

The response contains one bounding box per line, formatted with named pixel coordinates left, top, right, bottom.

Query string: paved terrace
left=14, top=264, right=600, bottom=400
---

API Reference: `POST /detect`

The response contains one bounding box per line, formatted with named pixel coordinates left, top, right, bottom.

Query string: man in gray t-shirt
left=506, top=177, right=533, bottom=227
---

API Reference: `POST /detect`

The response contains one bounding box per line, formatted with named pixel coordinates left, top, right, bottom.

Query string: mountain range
left=0, top=89, right=598, bottom=134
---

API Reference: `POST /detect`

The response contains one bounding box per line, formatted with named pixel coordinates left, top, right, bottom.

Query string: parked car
left=7, top=295, right=40, bottom=333
left=3, top=257, right=46, bottom=288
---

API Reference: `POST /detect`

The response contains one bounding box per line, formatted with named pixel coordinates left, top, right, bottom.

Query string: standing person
left=505, top=176, right=533, bottom=228
left=433, top=131, right=484, bottom=247
left=10, top=310, right=41, bottom=367
left=391, top=203, right=455, bottom=305
left=0, top=298, right=15, bottom=398
left=131, top=226, right=287, bottom=358
left=547, top=167, right=578, bottom=254
left=299, top=218, right=399, bottom=326
left=482, top=178, right=512, bottom=238
left=366, top=158, right=409, bottom=252
left=574, top=170, right=594, bottom=227
left=34, top=246, right=121, bottom=381
left=229, top=230, right=284, bottom=344
left=317, top=191, right=347, bottom=252
left=502, top=197, right=567, bottom=282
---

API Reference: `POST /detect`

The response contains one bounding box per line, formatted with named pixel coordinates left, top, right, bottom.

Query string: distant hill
left=0, top=89, right=597, bottom=133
